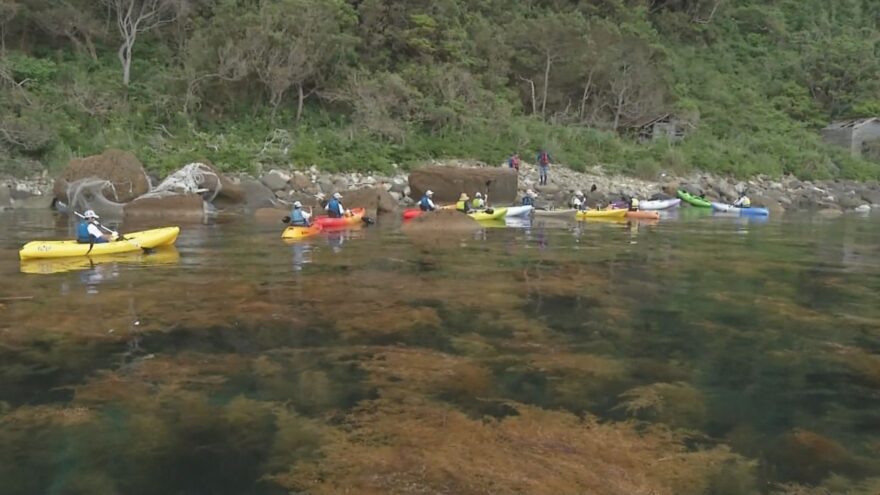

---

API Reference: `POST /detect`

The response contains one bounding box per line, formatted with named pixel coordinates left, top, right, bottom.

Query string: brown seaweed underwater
left=0, top=212, right=879, bottom=494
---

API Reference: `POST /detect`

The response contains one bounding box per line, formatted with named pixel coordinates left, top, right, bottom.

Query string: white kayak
left=534, top=208, right=577, bottom=217
left=639, top=198, right=681, bottom=210
left=504, top=205, right=534, bottom=218
left=711, top=202, right=770, bottom=216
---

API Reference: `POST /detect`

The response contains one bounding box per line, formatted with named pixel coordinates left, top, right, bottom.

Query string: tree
left=31, top=0, right=105, bottom=61
left=101, top=0, right=179, bottom=86
left=0, top=0, right=17, bottom=55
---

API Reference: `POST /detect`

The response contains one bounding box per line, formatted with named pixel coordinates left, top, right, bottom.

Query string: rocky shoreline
left=2, top=151, right=878, bottom=216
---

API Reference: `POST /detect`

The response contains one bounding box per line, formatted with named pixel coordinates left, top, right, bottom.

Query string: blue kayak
left=711, top=202, right=770, bottom=217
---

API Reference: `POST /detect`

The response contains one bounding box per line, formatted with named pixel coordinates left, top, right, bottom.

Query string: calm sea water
left=0, top=209, right=878, bottom=494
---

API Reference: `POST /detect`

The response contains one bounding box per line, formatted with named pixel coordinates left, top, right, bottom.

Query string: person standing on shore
left=536, top=149, right=552, bottom=185
left=508, top=152, right=521, bottom=172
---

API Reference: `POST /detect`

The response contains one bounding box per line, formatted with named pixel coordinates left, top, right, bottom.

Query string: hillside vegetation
left=0, top=0, right=878, bottom=179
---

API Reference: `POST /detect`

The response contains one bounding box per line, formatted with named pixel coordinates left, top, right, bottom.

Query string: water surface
left=1, top=210, right=878, bottom=494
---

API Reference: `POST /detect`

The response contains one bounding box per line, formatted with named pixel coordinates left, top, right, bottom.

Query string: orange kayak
left=313, top=207, right=365, bottom=228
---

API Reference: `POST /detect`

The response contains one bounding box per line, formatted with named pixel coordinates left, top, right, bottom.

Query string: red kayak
left=403, top=208, right=424, bottom=220
left=313, top=207, right=366, bottom=228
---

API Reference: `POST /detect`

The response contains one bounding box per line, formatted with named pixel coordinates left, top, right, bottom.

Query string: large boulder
left=341, top=187, right=399, bottom=218
left=149, top=161, right=243, bottom=208
left=409, top=166, right=517, bottom=204
left=260, top=170, right=291, bottom=191
left=53, top=149, right=150, bottom=203
left=240, top=179, right=278, bottom=210
left=124, top=194, right=206, bottom=222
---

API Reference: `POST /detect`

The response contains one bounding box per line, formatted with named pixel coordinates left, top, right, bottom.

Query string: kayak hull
left=19, top=227, right=180, bottom=260
left=576, top=209, right=628, bottom=220
left=402, top=208, right=424, bottom=220
left=640, top=198, right=681, bottom=210
left=469, top=208, right=508, bottom=221
left=504, top=205, right=533, bottom=218
left=313, top=207, right=366, bottom=228
left=281, top=224, right=323, bottom=240
left=711, top=202, right=770, bottom=216
left=677, top=190, right=712, bottom=208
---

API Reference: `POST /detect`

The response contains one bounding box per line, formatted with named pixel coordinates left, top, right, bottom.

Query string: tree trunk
left=119, top=41, right=133, bottom=87
left=541, top=50, right=552, bottom=120
left=296, top=84, right=304, bottom=123
left=579, top=70, right=595, bottom=122
left=517, top=76, right=537, bottom=115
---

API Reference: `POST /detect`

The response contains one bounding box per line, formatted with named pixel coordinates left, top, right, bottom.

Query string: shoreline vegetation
left=0, top=0, right=878, bottom=185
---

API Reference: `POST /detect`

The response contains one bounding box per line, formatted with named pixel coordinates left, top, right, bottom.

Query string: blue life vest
left=419, top=196, right=434, bottom=211
left=290, top=208, right=309, bottom=226
left=76, top=221, right=92, bottom=243
left=327, top=198, right=342, bottom=218
left=522, top=196, right=534, bottom=206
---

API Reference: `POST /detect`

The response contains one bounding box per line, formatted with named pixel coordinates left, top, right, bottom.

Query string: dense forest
left=0, top=0, right=878, bottom=178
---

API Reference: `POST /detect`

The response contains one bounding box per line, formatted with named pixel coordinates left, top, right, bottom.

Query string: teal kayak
left=677, top=190, right=712, bottom=208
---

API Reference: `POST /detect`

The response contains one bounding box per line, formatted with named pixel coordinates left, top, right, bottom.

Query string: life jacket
left=538, top=151, right=549, bottom=165
left=741, top=196, right=751, bottom=208
left=456, top=200, right=472, bottom=212
left=327, top=198, right=342, bottom=218
left=290, top=208, right=309, bottom=226
left=76, top=221, right=93, bottom=243
left=472, top=198, right=485, bottom=209
left=631, top=198, right=640, bottom=211
left=522, top=196, right=534, bottom=206
left=419, top=196, right=434, bottom=211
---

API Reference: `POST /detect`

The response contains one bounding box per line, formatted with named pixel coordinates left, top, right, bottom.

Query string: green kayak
left=677, top=190, right=712, bottom=208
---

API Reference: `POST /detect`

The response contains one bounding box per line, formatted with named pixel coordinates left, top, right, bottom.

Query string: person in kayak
left=733, top=194, right=751, bottom=208
left=326, top=192, right=346, bottom=218
left=472, top=192, right=486, bottom=209
left=456, top=193, right=474, bottom=213
left=521, top=189, right=537, bottom=206
left=289, top=201, right=312, bottom=226
left=419, top=190, right=437, bottom=211
left=76, top=210, right=117, bottom=244
left=570, top=190, right=585, bottom=209
left=630, top=197, right=640, bottom=211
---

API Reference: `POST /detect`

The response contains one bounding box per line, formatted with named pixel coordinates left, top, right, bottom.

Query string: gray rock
left=389, top=191, right=402, bottom=201
left=260, top=170, right=291, bottom=191
left=239, top=179, right=278, bottom=209
left=317, top=179, right=334, bottom=194
left=390, top=180, right=407, bottom=194
left=711, top=178, right=738, bottom=201
left=859, top=188, right=880, bottom=205
left=838, top=193, right=867, bottom=210
left=854, top=204, right=871, bottom=213
left=0, top=185, right=11, bottom=210
left=290, top=172, right=311, bottom=191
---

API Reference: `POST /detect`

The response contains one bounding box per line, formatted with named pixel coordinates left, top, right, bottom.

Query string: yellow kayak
left=469, top=208, right=508, bottom=221
left=20, top=247, right=180, bottom=274
left=575, top=209, right=628, bottom=220
left=19, top=227, right=180, bottom=260
left=281, top=224, right=322, bottom=240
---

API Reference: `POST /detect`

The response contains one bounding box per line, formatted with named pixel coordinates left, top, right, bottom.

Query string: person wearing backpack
left=536, top=149, right=552, bottom=185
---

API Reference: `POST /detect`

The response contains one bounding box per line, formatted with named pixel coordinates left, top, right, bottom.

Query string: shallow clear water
left=0, top=209, right=878, bottom=494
